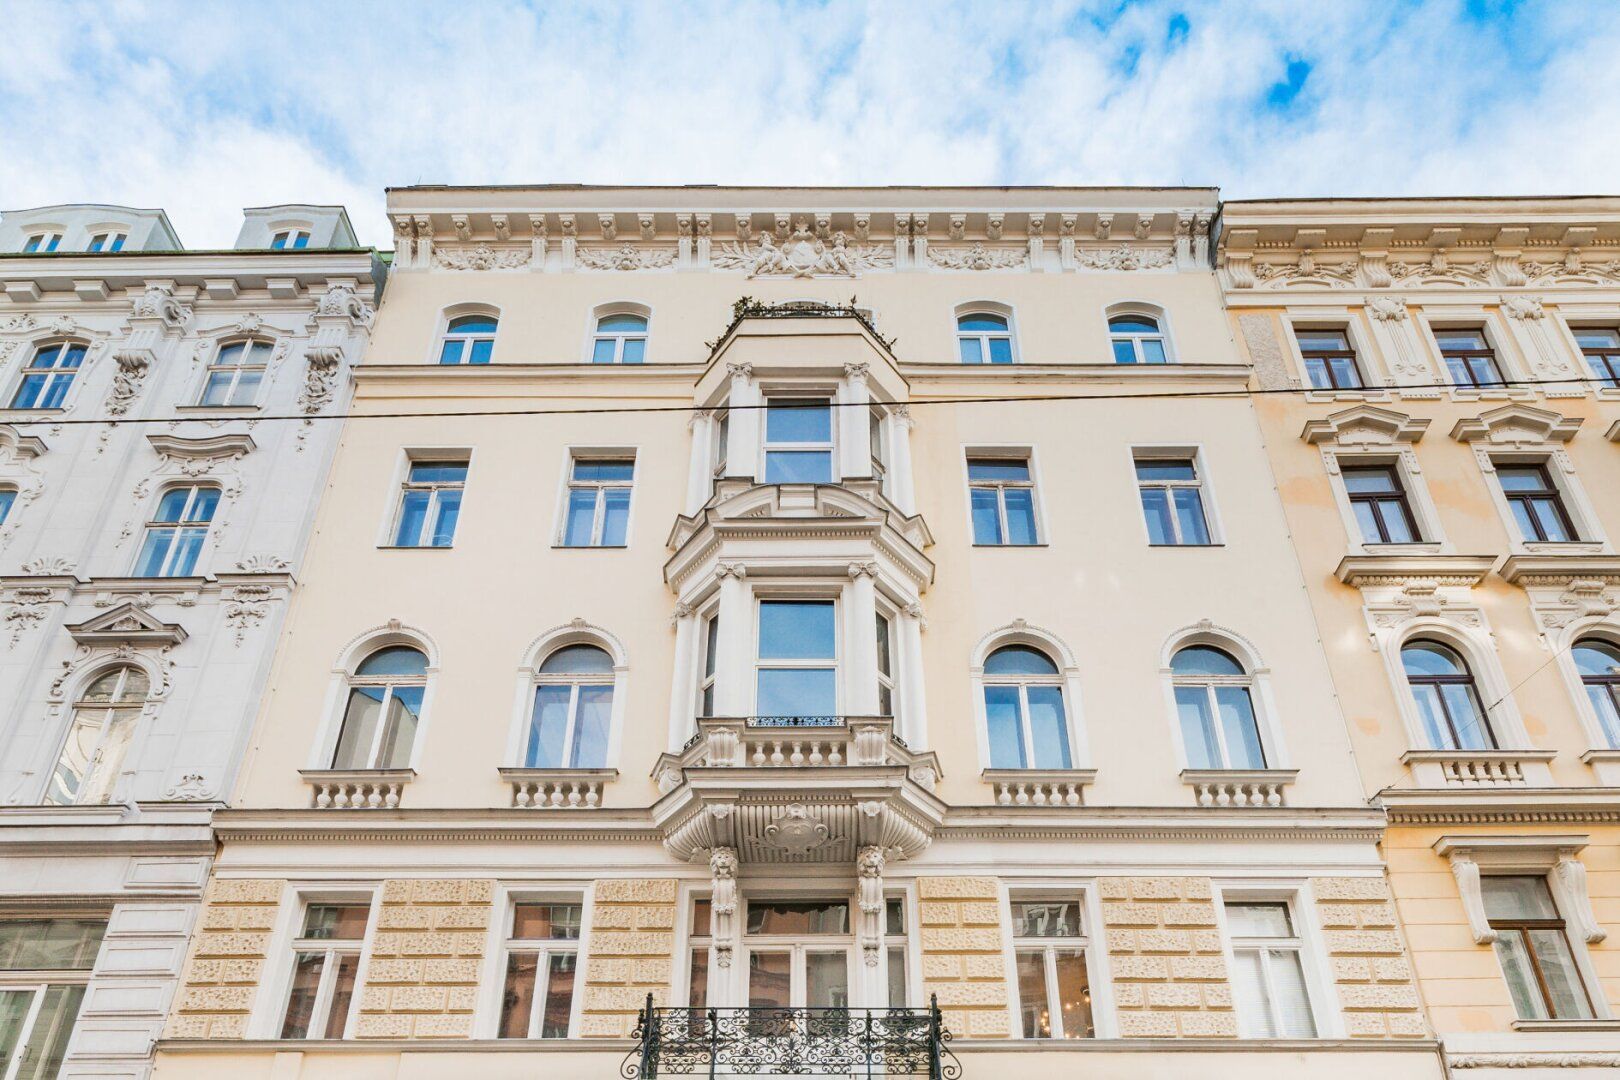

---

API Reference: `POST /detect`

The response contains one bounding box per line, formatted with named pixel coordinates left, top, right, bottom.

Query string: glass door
left=0, top=985, right=86, bottom=1080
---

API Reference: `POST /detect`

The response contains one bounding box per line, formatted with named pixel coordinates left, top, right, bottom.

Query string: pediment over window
left=66, top=603, right=187, bottom=647
left=0, top=424, right=47, bottom=460
left=146, top=432, right=257, bottom=463
left=1301, top=404, right=1429, bottom=447
left=1450, top=404, right=1582, bottom=447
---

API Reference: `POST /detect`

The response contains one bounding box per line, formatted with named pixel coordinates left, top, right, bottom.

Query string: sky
left=3, top=0, right=1618, bottom=248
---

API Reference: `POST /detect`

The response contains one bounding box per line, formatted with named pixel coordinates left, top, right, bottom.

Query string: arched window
left=11, top=341, right=87, bottom=409
left=200, top=339, right=271, bottom=406
left=439, top=313, right=498, bottom=365
left=1109, top=313, right=1169, bottom=364
left=47, top=666, right=148, bottom=805
left=331, top=646, right=427, bottom=770
left=523, top=645, right=614, bottom=768
left=1401, top=641, right=1495, bottom=750
left=982, top=645, right=1071, bottom=768
left=592, top=314, right=648, bottom=364
left=134, top=484, right=220, bottom=578
left=1574, top=638, right=1620, bottom=748
left=1171, top=646, right=1265, bottom=769
left=957, top=312, right=1013, bottom=364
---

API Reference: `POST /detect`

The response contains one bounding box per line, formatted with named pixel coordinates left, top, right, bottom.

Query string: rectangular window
left=87, top=232, right=127, bottom=253
left=885, top=898, right=908, bottom=1007
left=875, top=612, right=896, bottom=717
left=1436, top=328, right=1505, bottom=388
left=764, top=399, right=833, bottom=483
left=755, top=600, right=836, bottom=719
left=280, top=902, right=368, bottom=1040
left=1135, top=456, right=1212, bottom=546
left=698, top=614, right=720, bottom=717
left=391, top=460, right=467, bottom=547
left=688, top=898, right=712, bottom=1014
left=1011, top=897, right=1092, bottom=1039
left=1342, top=465, right=1420, bottom=544
left=134, top=485, right=220, bottom=577
left=498, top=901, right=581, bottom=1039
left=200, top=340, right=270, bottom=407
left=869, top=409, right=887, bottom=484
left=272, top=230, right=311, bottom=250
left=10, top=342, right=86, bottom=410
left=1295, top=328, right=1363, bottom=390
left=1496, top=463, right=1577, bottom=543
left=560, top=457, right=634, bottom=547
left=1483, top=876, right=1594, bottom=1021
left=23, top=233, right=61, bottom=253
left=967, top=457, right=1038, bottom=545
left=1225, top=901, right=1316, bottom=1038
left=1573, top=327, right=1620, bottom=388
left=713, top=408, right=730, bottom=476
left=0, top=918, right=103, bottom=1080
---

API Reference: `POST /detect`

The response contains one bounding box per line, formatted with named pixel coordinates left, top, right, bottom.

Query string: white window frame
left=1552, top=307, right=1620, bottom=398
left=1130, top=445, right=1222, bottom=547
left=955, top=303, right=1018, bottom=365
left=310, top=624, right=441, bottom=773
left=504, top=623, right=629, bottom=771
left=1007, top=889, right=1095, bottom=1039
left=86, top=231, right=127, bottom=253
left=493, top=894, right=585, bottom=1039
left=739, top=891, right=857, bottom=1008
left=384, top=453, right=470, bottom=549
left=0, top=484, right=16, bottom=527
left=197, top=338, right=271, bottom=407
left=969, top=623, right=1092, bottom=775
left=680, top=886, right=714, bottom=1009
left=1416, top=309, right=1528, bottom=399
left=697, top=608, right=721, bottom=719
left=22, top=232, right=62, bottom=253
left=522, top=646, right=617, bottom=769
left=1481, top=452, right=1608, bottom=553
left=329, top=646, right=429, bottom=771
left=267, top=890, right=376, bottom=1041
left=554, top=450, right=637, bottom=548
left=1550, top=621, right=1620, bottom=761
left=271, top=229, right=312, bottom=250
left=761, top=394, right=836, bottom=485
left=7, top=339, right=88, bottom=412
left=44, top=662, right=152, bottom=806
left=874, top=607, right=898, bottom=719
left=1213, top=884, right=1338, bottom=1039
left=1158, top=623, right=1291, bottom=774
left=753, top=594, right=841, bottom=720
left=586, top=303, right=652, bottom=364
left=1105, top=302, right=1174, bottom=365
left=882, top=891, right=911, bottom=1008
left=963, top=448, right=1043, bottom=546
left=133, top=483, right=220, bottom=578
left=435, top=308, right=500, bottom=365
left=0, top=916, right=104, bottom=1077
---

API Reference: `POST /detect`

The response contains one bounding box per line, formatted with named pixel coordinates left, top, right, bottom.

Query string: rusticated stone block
left=389, top=986, right=448, bottom=1012
left=1371, top=956, right=1413, bottom=982
left=917, top=877, right=997, bottom=900
left=1179, top=878, right=1213, bottom=900
left=194, top=932, right=269, bottom=957
left=378, top=907, right=434, bottom=930
left=381, top=880, right=413, bottom=903
left=434, top=906, right=491, bottom=930
left=1202, top=985, right=1232, bottom=1008
left=413, top=1013, right=475, bottom=1038
left=1101, top=903, right=1160, bottom=927
left=188, top=959, right=263, bottom=984
left=966, top=1009, right=1011, bottom=1037
left=1146, top=984, right=1200, bottom=1008
left=205, top=1014, right=247, bottom=1039
left=1191, top=930, right=1223, bottom=953
left=1318, top=905, right=1360, bottom=928
left=1344, top=1013, right=1389, bottom=1037
left=918, top=902, right=959, bottom=926
left=1332, top=957, right=1371, bottom=982
left=1128, top=878, right=1184, bottom=900
left=1135, top=929, right=1192, bottom=953
left=177, top=986, right=255, bottom=1012
left=463, top=879, right=495, bottom=903
left=630, top=958, right=673, bottom=983
left=584, top=985, right=665, bottom=1012
left=590, top=932, right=675, bottom=956
left=1356, top=903, right=1398, bottom=928
left=1311, top=877, right=1389, bottom=902
left=1117, top=1011, right=1177, bottom=1037
left=594, top=879, right=677, bottom=904
left=446, top=986, right=479, bottom=1011
left=1109, top=956, right=1169, bottom=980
left=1177, top=1011, right=1238, bottom=1037
left=1098, top=878, right=1131, bottom=900
left=930, top=982, right=1007, bottom=1007
left=1336, top=984, right=1420, bottom=1010
left=1168, top=955, right=1227, bottom=980
left=1322, top=929, right=1403, bottom=954
left=165, top=1016, right=210, bottom=1039
left=919, top=927, right=1002, bottom=952
left=207, top=879, right=284, bottom=905
left=1160, top=902, right=1217, bottom=927
left=365, top=959, right=423, bottom=983
left=958, top=902, right=1002, bottom=925
left=354, top=1013, right=412, bottom=1039
left=635, top=905, right=677, bottom=930
left=409, top=879, right=467, bottom=904
left=921, top=954, right=960, bottom=979
left=1112, top=984, right=1145, bottom=1007
left=579, top=1014, right=632, bottom=1038
left=1387, top=1013, right=1428, bottom=1037
left=421, top=958, right=480, bottom=983
left=359, top=986, right=391, bottom=1011
left=962, top=954, right=1006, bottom=979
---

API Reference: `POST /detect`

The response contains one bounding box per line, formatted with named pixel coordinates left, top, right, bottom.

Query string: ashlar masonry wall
left=166, top=878, right=285, bottom=1039
left=1100, top=877, right=1236, bottom=1038
left=579, top=878, right=679, bottom=1037
left=356, top=878, right=495, bottom=1038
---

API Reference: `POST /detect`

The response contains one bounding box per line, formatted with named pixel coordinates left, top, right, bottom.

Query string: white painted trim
left=1157, top=622, right=1290, bottom=772
left=968, top=621, right=1091, bottom=772
left=310, top=623, right=442, bottom=772
left=251, top=881, right=382, bottom=1041
left=504, top=621, right=630, bottom=770
left=1103, top=299, right=1178, bottom=364
left=1211, top=879, right=1344, bottom=1039
left=953, top=300, right=1021, bottom=365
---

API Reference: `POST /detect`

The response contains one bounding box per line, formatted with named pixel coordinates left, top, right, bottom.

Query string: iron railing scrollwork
left=622, top=996, right=962, bottom=1079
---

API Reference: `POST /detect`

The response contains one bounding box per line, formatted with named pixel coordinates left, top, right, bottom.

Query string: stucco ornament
left=1074, top=245, right=1174, bottom=271
left=928, top=243, right=1027, bottom=271
left=1366, top=295, right=1409, bottom=322
left=576, top=244, right=676, bottom=271
left=223, top=585, right=274, bottom=646
left=315, top=282, right=373, bottom=325
left=131, top=283, right=192, bottom=326
left=433, top=244, right=530, bottom=271
left=296, top=349, right=342, bottom=416
left=21, top=556, right=76, bottom=576
left=4, top=587, right=55, bottom=645
left=857, top=844, right=887, bottom=966
left=104, top=351, right=152, bottom=417
left=709, top=846, right=738, bottom=968
left=761, top=803, right=830, bottom=855
left=714, top=223, right=892, bottom=278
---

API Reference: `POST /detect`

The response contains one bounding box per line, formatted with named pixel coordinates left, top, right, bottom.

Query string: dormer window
left=87, top=232, right=127, bottom=253
left=271, top=229, right=311, bottom=250
left=22, top=232, right=61, bottom=253
left=763, top=398, right=833, bottom=483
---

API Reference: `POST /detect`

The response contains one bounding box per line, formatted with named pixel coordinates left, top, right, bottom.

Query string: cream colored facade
left=143, top=187, right=1444, bottom=1080
left=1222, top=197, right=1620, bottom=1076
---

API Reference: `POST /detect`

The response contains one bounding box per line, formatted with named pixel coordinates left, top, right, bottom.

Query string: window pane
left=0, top=920, right=106, bottom=971
left=573, top=460, right=635, bottom=482
left=1175, top=686, right=1219, bottom=770
left=570, top=686, right=613, bottom=767
left=1526, top=929, right=1593, bottom=1019
left=1141, top=338, right=1167, bottom=364
left=408, top=462, right=467, bottom=484
left=513, top=903, right=582, bottom=940
left=429, top=489, right=461, bottom=546
left=201, top=370, right=236, bottom=405
left=134, top=529, right=174, bottom=577
left=1139, top=488, right=1175, bottom=545
left=887, top=945, right=907, bottom=1007
left=378, top=686, right=422, bottom=768
left=755, top=668, right=836, bottom=717
left=885, top=898, right=905, bottom=934
left=874, top=614, right=892, bottom=677
left=1026, top=686, right=1072, bottom=769
left=591, top=338, right=617, bottom=363
left=689, top=947, right=710, bottom=1008
left=1378, top=499, right=1417, bottom=543
left=970, top=487, right=1003, bottom=544
left=597, top=315, right=647, bottom=332
left=356, top=647, right=427, bottom=677
left=1225, top=902, right=1293, bottom=936
left=1268, top=949, right=1317, bottom=1037
left=166, top=527, right=208, bottom=576
left=394, top=490, right=429, bottom=546
left=988, top=337, right=1013, bottom=364
left=526, top=686, right=573, bottom=768
left=758, top=601, right=836, bottom=659
left=1052, top=950, right=1093, bottom=1038
left=1343, top=468, right=1398, bottom=495
left=500, top=952, right=538, bottom=1037
left=536, top=953, right=576, bottom=1037
left=1328, top=356, right=1361, bottom=387
left=302, top=903, right=371, bottom=940
left=281, top=952, right=325, bottom=1038
left=1481, top=877, right=1560, bottom=921
left=1015, top=949, right=1050, bottom=1037
left=1574, top=640, right=1620, bottom=677
left=1003, top=488, right=1038, bottom=544
left=448, top=315, right=498, bottom=334
left=984, top=685, right=1026, bottom=769
left=1012, top=901, right=1081, bottom=938
left=1215, top=686, right=1266, bottom=769
left=1441, top=683, right=1493, bottom=749
left=748, top=951, right=792, bottom=1008
left=323, top=953, right=359, bottom=1038
left=967, top=459, right=1030, bottom=482
left=469, top=339, right=493, bottom=364
left=1409, top=684, right=1454, bottom=750
left=26, top=984, right=86, bottom=1078
left=564, top=489, right=598, bottom=546
left=332, top=687, right=383, bottom=768
left=1112, top=339, right=1137, bottom=364
left=231, top=369, right=263, bottom=405
left=959, top=338, right=983, bottom=364
left=765, top=400, right=832, bottom=443
left=539, top=645, right=613, bottom=674
left=1528, top=497, right=1573, bottom=541
left=1304, top=357, right=1332, bottom=389
left=959, top=314, right=1008, bottom=332
left=621, top=338, right=645, bottom=364
left=1401, top=642, right=1466, bottom=678
left=1491, top=933, right=1548, bottom=1020
left=1229, top=948, right=1274, bottom=1036
left=806, top=951, right=849, bottom=1008
left=601, top=489, right=631, bottom=545
left=1351, top=501, right=1384, bottom=544
left=1135, top=460, right=1197, bottom=482
left=1588, top=684, right=1620, bottom=748
left=764, top=450, right=832, bottom=483
left=1172, top=488, right=1210, bottom=545
left=984, top=646, right=1058, bottom=676
left=1109, top=316, right=1159, bottom=333
left=746, top=901, right=849, bottom=935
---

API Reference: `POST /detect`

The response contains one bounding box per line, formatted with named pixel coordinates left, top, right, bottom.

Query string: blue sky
left=3, top=0, right=1617, bottom=246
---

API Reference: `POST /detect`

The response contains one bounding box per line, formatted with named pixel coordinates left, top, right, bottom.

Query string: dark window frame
left=1496, top=462, right=1579, bottom=543
left=1403, top=641, right=1498, bottom=750
left=1436, top=328, right=1506, bottom=388
left=1484, top=876, right=1596, bottom=1021
left=1342, top=464, right=1421, bottom=544
left=1295, top=328, right=1365, bottom=390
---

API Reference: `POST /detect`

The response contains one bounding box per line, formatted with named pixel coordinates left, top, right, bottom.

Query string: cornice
left=1498, top=554, right=1620, bottom=586
left=351, top=362, right=703, bottom=384
left=897, top=362, right=1251, bottom=385
left=1336, top=554, right=1498, bottom=586
left=1380, top=787, right=1620, bottom=825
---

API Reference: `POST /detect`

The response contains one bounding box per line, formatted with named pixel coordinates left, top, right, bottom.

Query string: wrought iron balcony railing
left=622, top=996, right=961, bottom=1079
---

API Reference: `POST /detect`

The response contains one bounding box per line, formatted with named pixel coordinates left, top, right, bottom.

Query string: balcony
left=623, top=997, right=961, bottom=1079
left=1401, top=749, right=1555, bottom=788
left=500, top=767, right=618, bottom=808
left=299, top=768, right=413, bottom=809
left=1181, top=768, right=1298, bottom=807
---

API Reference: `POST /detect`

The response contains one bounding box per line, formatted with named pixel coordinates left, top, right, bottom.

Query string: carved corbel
left=451, top=214, right=471, bottom=241
left=558, top=214, right=578, bottom=271
left=105, top=351, right=152, bottom=417
left=695, top=213, right=713, bottom=265
left=710, top=846, right=738, bottom=968
left=734, top=214, right=752, bottom=241
left=1225, top=252, right=1256, bottom=289
left=948, top=214, right=966, bottom=240
left=852, top=214, right=870, bottom=241
left=638, top=213, right=656, bottom=241
left=393, top=216, right=416, bottom=266
left=1093, top=213, right=1113, bottom=240
left=413, top=216, right=434, bottom=267
left=858, top=845, right=886, bottom=967
left=814, top=214, right=831, bottom=239
left=1059, top=214, right=1077, bottom=270
left=1450, top=854, right=1496, bottom=944
left=910, top=213, right=929, bottom=264
left=773, top=214, right=791, bottom=240
left=528, top=214, right=547, bottom=269
left=1134, top=214, right=1153, bottom=240
left=491, top=214, right=510, bottom=241
left=598, top=213, right=618, bottom=241
left=985, top=213, right=1004, bottom=241
left=1555, top=853, right=1607, bottom=944
left=676, top=213, right=693, bottom=265
left=1026, top=213, right=1044, bottom=271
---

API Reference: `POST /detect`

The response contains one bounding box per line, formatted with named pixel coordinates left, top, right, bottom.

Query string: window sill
left=550, top=544, right=629, bottom=550
left=972, top=542, right=1050, bottom=549
left=1147, top=542, right=1224, bottom=549
left=1511, top=1020, right=1620, bottom=1032
left=299, top=768, right=414, bottom=809
left=173, top=404, right=262, bottom=416
left=378, top=544, right=456, bottom=551
left=1400, top=749, right=1556, bottom=789
left=1180, top=768, right=1297, bottom=807
left=1515, top=541, right=1609, bottom=556
left=1356, top=542, right=1444, bottom=556
left=498, top=767, right=618, bottom=808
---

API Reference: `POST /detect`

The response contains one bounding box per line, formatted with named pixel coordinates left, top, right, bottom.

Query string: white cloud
left=3, top=0, right=1617, bottom=248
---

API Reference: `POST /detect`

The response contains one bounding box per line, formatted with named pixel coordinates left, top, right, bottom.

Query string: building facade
left=148, top=187, right=1441, bottom=1080
left=1221, top=197, right=1620, bottom=1076
left=0, top=203, right=380, bottom=1079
